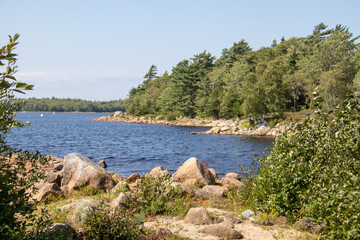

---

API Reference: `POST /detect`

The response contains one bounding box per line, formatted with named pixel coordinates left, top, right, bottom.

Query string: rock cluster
left=33, top=154, right=242, bottom=203
left=203, top=119, right=289, bottom=136
left=33, top=153, right=116, bottom=201
left=31, top=153, right=310, bottom=239
left=94, top=115, right=219, bottom=127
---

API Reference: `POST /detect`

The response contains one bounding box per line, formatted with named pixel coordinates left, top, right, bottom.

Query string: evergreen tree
left=144, top=64, right=158, bottom=81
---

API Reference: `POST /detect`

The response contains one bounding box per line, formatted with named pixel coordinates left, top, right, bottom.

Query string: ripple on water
left=7, top=112, right=273, bottom=177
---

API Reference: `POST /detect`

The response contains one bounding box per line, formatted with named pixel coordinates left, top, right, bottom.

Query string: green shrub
left=130, top=175, right=189, bottom=216
left=239, top=119, right=252, bottom=129
left=72, top=199, right=98, bottom=224
left=252, top=92, right=360, bottom=239
left=85, top=206, right=143, bottom=240
left=0, top=34, right=52, bottom=239
left=165, top=111, right=180, bottom=121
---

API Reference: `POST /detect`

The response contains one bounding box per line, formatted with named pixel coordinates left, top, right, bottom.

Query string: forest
left=13, top=97, right=125, bottom=112
left=125, top=23, right=360, bottom=120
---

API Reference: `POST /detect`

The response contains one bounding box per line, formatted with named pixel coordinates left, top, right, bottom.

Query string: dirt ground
left=144, top=208, right=314, bottom=240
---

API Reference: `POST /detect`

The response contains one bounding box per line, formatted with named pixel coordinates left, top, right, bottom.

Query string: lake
left=6, top=112, right=274, bottom=177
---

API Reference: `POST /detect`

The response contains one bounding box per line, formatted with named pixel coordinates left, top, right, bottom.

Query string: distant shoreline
left=93, top=115, right=219, bottom=127
left=16, top=111, right=111, bottom=114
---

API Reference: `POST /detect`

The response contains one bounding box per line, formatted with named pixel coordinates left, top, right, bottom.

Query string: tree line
left=124, top=23, right=360, bottom=120
left=13, top=97, right=125, bottom=112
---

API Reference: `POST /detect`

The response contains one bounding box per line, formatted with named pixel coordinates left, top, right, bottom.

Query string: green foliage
left=124, top=24, right=360, bottom=121
left=0, top=35, right=51, bottom=239
left=12, top=97, right=125, bottom=112
left=129, top=175, right=189, bottom=216
left=252, top=92, right=360, bottom=239
left=144, top=64, right=158, bottom=81
left=85, top=205, right=143, bottom=240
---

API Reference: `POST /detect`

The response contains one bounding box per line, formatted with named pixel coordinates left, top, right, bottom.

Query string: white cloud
left=15, top=71, right=72, bottom=82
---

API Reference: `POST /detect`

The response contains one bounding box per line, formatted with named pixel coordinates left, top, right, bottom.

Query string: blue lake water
left=6, top=112, right=274, bottom=177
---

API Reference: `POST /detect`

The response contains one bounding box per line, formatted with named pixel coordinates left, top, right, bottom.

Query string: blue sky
left=1, top=0, right=359, bottom=101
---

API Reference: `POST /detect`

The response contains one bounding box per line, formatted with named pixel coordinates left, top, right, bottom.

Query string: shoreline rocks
left=94, top=115, right=218, bottom=127
left=201, top=119, right=289, bottom=137
left=94, top=115, right=290, bottom=137
left=33, top=154, right=247, bottom=201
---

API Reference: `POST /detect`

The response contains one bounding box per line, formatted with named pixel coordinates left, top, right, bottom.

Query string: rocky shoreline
left=31, top=153, right=319, bottom=239
left=94, top=115, right=290, bottom=137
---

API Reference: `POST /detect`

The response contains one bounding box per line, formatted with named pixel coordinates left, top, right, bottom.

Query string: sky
left=1, top=0, right=359, bottom=101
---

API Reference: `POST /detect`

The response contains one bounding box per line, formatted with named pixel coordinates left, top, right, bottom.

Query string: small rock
left=33, top=183, right=62, bottom=202
left=112, top=173, right=125, bottom=182
left=295, top=217, right=325, bottom=234
left=194, top=188, right=212, bottom=200
left=43, top=223, right=76, bottom=239
left=200, top=222, right=243, bottom=239
left=45, top=173, right=62, bottom=186
left=97, top=160, right=107, bottom=168
left=225, top=172, right=239, bottom=180
left=54, top=163, right=63, bottom=171
left=150, top=166, right=164, bottom=176
left=220, top=126, right=230, bottom=131
left=202, top=185, right=228, bottom=198
left=184, top=207, right=215, bottom=225
left=60, top=202, right=76, bottom=212
left=184, top=178, right=203, bottom=188
left=129, top=179, right=141, bottom=190
left=155, top=228, right=173, bottom=239
left=241, top=209, right=255, bottom=219
left=210, top=127, right=220, bottom=134
left=110, top=192, right=130, bottom=209
left=113, top=111, right=123, bottom=117
left=127, top=173, right=141, bottom=183
left=154, top=170, right=171, bottom=177
left=110, top=180, right=129, bottom=194
left=268, top=215, right=287, bottom=226
left=220, top=177, right=243, bottom=188
left=60, top=185, right=69, bottom=194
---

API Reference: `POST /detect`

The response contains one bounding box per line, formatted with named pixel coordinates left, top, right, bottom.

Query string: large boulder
left=172, top=157, right=215, bottom=186
left=61, top=153, right=115, bottom=191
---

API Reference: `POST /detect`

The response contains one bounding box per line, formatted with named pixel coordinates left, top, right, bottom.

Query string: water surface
left=6, top=112, right=274, bottom=177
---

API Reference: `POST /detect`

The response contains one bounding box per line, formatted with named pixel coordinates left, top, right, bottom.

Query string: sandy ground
left=144, top=208, right=312, bottom=240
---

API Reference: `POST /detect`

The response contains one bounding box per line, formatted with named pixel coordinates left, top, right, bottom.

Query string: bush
left=85, top=206, right=143, bottom=240
left=72, top=199, right=97, bottom=224
left=252, top=92, right=360, bottom=239
left=129, top=174, right=189, bottom=216
left=0, top=34, right=51, bottom=239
